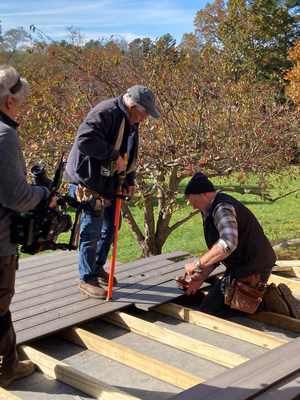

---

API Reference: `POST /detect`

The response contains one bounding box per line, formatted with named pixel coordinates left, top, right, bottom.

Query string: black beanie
left=184, top=172, right=215, bottom=195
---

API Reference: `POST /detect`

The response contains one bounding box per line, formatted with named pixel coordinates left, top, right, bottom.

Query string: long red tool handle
left=106, top=193, right=122, bottom=301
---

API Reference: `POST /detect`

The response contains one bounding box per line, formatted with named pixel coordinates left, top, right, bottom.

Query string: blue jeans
left=69, top=184, right=121, bottom=283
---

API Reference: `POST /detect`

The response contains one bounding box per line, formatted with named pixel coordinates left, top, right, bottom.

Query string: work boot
left=277, top=283, right=300, bottom=319
left=263, top=283, right=290, bottom=316
left=98, top=269, right=117, bottom=286
left=78, top=281, right=107, bottom=299
left=0, top=360, right=35, bottom=388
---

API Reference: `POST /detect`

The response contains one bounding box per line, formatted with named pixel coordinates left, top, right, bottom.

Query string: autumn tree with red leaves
left=13, top=33, right=298, bottom=257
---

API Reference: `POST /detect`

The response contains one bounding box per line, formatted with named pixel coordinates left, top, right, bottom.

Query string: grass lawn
left=20, top=167, right=300, bottom=262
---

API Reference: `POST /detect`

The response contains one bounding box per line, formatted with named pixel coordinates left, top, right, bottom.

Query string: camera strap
left=114, top=118, right=125, bottom=151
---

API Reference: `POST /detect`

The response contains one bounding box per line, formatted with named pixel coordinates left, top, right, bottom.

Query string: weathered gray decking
left=12, top=250, right=197, bottom=345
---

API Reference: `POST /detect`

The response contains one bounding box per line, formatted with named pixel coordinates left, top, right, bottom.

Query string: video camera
left=10, top=154, right=91, bottom=255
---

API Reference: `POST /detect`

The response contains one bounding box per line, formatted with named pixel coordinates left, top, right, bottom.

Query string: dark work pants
left=199, top=273, right=270, bottom=318
left=0, top=255, right=19, bottom=376
left=198, top=279, right=229, bottom=315
left=199, top=278, right=246, bottom=318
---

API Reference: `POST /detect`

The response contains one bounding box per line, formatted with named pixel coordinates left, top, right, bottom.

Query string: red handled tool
left=175, top=272, right=189, bottom=291
left=106, top=154, right=129, bottom=301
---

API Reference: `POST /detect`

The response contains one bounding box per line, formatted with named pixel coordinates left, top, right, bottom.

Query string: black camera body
left=11, top=207, right=72, bottom=254
left=10, top=156, right=76, bottom=255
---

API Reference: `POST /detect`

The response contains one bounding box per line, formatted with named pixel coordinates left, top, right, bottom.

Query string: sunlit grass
left=19, top=167, right=300, bottom=262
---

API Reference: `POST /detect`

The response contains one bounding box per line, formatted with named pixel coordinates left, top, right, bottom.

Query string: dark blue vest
left=204, top=193, right=276, bottom=279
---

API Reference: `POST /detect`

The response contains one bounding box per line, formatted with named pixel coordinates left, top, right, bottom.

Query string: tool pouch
left=76, top=186, right=111, bottom=210
left=224, top=275, right=266, bottom=314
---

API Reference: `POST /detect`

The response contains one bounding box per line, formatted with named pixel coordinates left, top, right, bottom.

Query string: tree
left=16, top=35, right=299, bottom=258
left=286, top=37, right=300, bottom=102
left=0, top=27, right=31, bottom=62
left=219, top=0, right=300, bottom=81
left=185, top=0, right=227, bottom=49
left=181, top=0, right=300, bottom=82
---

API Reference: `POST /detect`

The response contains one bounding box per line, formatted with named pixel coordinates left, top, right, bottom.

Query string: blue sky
left=0, top=1, right=208, bottom=45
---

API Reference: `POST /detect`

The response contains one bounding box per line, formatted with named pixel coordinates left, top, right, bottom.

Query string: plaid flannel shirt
left=203, top=199, right=238, bottom=254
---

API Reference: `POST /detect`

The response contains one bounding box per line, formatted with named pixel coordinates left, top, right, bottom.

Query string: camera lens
left=31, top=164, right=53, bottom=188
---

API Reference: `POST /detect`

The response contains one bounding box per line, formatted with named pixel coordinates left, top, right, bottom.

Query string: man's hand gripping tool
left=175, top=272, right=189, bottom=291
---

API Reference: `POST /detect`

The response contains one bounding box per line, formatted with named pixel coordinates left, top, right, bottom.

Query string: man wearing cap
left=65, top=85, right=159, bottom=299
left=183, top=172, right=277, bottom=316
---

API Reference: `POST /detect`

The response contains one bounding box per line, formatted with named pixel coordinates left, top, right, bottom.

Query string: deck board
left=168, top=336, right=300, bottom=400
left=13, top=250, right=191, bottom=344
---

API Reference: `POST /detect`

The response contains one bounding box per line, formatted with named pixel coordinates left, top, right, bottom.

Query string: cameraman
left=0, top=65, right=51, bottom=388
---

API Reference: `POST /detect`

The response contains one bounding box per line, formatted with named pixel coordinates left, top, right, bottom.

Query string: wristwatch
left=193, top=259, right=202, bottom=271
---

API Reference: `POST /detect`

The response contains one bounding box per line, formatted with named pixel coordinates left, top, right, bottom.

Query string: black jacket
left=64, top=95, right=138, bottom=199
left=204, top=193, right=276, bottom=279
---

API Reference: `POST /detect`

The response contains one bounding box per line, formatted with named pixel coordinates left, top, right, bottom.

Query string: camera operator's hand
left=114, top=155, right=126, bottom=174
left=49, top=195, right=57, bottom=208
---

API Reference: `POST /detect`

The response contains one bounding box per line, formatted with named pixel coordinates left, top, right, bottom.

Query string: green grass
left=19, top=167, right=300, bottom=262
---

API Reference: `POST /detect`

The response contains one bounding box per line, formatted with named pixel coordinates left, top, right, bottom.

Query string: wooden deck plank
left=13, top=255, right=191, bottom=344
left=168, top=337, right=300, bottom=400
left=13, top=258, right=180, bottom=304
left=13, top=253, right=226, bottom=344
left=254, top=371, right=300, bottom=399
left=15, top=258, right=172, bottom=292
left=14, top=273, right=185, bottom=344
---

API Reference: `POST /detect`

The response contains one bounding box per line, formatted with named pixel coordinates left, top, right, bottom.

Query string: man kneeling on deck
left=183, top=172, right=300, bottom=318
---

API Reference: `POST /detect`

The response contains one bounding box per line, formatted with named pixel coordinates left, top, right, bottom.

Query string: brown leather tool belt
left=75, top=185, right=111, bottom=210
left=223, top=274, right=266, bottom=314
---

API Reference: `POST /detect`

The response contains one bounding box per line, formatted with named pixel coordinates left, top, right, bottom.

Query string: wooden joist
left=268, top=274, right=300, bottom=293
left=0, top=387, right=22, bottom=400
left=251, top=311, right=300, bottom=333
left=59, top=326, right=204, bottom=390
left=102, top=311, right=249, bottom=368
left=9, top=252, right=300, bottom=400
left=20, top=345, right=141, bottom=400
left=155, top=302, right=287, bottom=350
left=272, top=260, right=300, bottom=278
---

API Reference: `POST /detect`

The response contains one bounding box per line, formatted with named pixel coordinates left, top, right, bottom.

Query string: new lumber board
left=268, top=274, right=300, bottom=293
left=20, top=345, right=140, bottom=400
left=251, top=311, right=300, bottom=333
left=102, top=311, right=249, bottom=368
left=155, top=302, right=287, bottom=350
left=275, top=260, right=300, bottom=267
left=0, top=388, right=22, bottom=400
left=59, top=326, right=204, bottom=390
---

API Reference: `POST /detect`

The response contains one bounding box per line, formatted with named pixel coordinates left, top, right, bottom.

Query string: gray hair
left=123, top=89, right=146, bottom=113
left=0, top=64, right=30, bottom=105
